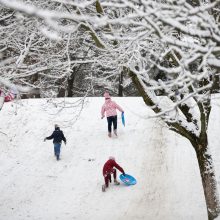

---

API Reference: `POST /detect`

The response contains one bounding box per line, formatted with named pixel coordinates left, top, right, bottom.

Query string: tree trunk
left=194, top=143, right=220, bottom=220
left=67, top=71, right=75, bottom=97
left=118, top=71, right=123, bottom=97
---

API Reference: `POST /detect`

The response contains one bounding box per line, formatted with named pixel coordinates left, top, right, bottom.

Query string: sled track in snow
left=122, top=119, right=171, bottom=220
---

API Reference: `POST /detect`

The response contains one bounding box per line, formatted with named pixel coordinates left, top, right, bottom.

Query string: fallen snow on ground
left=1, top=96, right=220, bottom=220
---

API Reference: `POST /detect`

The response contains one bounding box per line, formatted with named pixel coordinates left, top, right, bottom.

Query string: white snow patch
left=1, top=96, right=220, bottom=220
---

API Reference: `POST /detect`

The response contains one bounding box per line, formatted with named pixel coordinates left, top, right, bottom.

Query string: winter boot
left=114, top=179, right=120, bottom=185
left=114, top=129, right=117, bottom=136
left=108, top=132, right=112, bottom=138
left=102, top=184, right=106, bottom=192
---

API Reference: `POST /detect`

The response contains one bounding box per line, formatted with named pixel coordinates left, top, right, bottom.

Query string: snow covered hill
left=1, top=96, right=220, bottom=220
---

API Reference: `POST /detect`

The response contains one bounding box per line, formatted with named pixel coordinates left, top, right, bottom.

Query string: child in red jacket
left=102, top=156, right=125, bottom=192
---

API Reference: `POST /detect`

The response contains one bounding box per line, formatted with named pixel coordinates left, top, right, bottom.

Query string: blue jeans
left=54, top=143, right=61, bottom=157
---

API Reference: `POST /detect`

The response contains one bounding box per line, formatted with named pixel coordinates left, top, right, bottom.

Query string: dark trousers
left=104, top=169, right=117, bottom=187
left=107, top=115, right=117, bottom=133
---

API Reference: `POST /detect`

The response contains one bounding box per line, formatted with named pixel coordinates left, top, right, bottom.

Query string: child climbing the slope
left=101, top=92, right=124, bottom=138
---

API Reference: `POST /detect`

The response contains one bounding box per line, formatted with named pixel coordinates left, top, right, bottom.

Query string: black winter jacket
left=46, top=127, right=66, bottom=144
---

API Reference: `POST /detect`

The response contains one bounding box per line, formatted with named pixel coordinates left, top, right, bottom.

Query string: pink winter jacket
left=101, top=99, right=124, bottom=118
left=0, top=90, right=15, bottom=102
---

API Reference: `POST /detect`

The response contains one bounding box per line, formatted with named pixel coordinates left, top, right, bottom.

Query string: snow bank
left=1, top=97, right=220, bottom=220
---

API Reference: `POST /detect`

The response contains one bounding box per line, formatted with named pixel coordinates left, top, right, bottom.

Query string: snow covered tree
left=0, top=0, right=97, bottom=98
left=0, top=0, right=137, bottom=98
left=1, top=0, right=220, bottom=219
left=89, top=1, right=220, bottom=219
left=90, top=1, right=220, bottom=219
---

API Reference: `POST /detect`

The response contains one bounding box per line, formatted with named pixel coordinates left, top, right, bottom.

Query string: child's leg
left=112, top=116, right=118, bottom=136
left=54, top=143, right=61, bottom=160
left=112, top=169, right=120, bottom=185
left=112, top=168, right=117, bottom=180
left=104, top=175, right=110, bottom=187
left=112, top=115, right=117, bottom=131
left=107, top=116, right=113, bottom=133
left=54, top=143, right=61, bottom=156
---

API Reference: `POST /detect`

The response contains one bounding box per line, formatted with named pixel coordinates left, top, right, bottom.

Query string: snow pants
left=107, top=115, right=117, bottom=133
left=54, top=143, right=61, bottom=157
left=104, top=168, right=117, bottom=187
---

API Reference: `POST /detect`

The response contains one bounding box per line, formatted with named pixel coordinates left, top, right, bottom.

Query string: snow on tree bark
left=194, top=143, right=220, bottom=220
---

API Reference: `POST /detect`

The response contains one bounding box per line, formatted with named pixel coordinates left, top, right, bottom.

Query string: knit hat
left=55, top=124, right=59, bottom=128
left=104, top=92, right=110, bottom=99
left=109, top=156, right=115, bottom=161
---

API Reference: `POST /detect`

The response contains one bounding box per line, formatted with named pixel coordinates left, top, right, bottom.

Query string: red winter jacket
left=103, top=159, right=125, bottom=176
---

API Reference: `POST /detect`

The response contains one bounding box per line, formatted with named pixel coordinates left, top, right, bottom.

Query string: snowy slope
left=1, top=97, right=220, bottom=220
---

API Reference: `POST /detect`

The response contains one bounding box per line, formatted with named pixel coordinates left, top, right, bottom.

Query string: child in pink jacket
left=101, top=92, right=124, bottom=137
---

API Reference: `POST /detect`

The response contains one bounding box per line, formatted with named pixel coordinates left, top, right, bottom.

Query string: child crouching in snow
left=101, top=92, right=124, bottom=138
left=102, top=156, right=125, bottom=192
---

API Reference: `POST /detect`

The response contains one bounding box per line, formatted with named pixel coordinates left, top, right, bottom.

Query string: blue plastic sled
left=121, top=112, right=125, bottom=126
left=120, top=174, right=137, bottom=185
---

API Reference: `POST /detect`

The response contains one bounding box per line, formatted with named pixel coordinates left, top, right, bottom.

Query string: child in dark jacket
left=102, top=156, right=125, bottom=192
left=44, top=124, right=66, bottom=161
